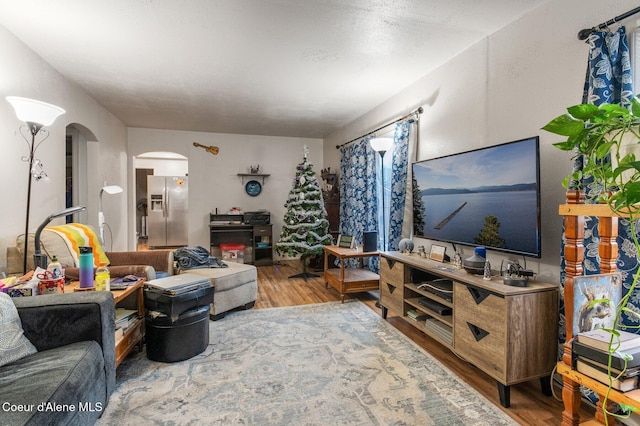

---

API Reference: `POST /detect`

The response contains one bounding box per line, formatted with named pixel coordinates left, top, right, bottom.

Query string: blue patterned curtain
left=588, top=27, right=638, bottom=337
left=339, top=138, right=379, bottom=270
left=340, top=121, right=415, bottom=269
left=579, top=27, right=635, bottom=281
left=560, top=26, right=634, bottom=405
left=388, top=121, right=410, bottom=251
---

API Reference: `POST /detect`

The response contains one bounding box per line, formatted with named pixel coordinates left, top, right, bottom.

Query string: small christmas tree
left=275, top=145, right=334, bottom=278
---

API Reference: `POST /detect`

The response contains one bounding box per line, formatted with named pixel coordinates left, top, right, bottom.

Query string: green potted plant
left=543, top=97, right=640, bottom=421
left=544, top=98, right=640, bottom=206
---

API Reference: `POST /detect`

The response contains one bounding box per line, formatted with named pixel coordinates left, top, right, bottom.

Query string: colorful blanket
left=46, top=224, right=110, bottom=267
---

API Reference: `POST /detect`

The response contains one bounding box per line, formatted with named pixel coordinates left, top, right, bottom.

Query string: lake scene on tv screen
left=413, top=138, right=539, bottom=256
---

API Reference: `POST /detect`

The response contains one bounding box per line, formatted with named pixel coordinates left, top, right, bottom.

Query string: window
left=375, top=146, right=392, bottom=250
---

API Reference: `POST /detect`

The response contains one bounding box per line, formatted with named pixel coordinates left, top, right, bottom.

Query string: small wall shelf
left=237, top=173, right=270, bottom=185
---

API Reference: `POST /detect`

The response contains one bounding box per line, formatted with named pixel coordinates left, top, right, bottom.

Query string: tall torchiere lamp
left=99, top=184, right=123, bottom=245
left=369, top=137, right=394, bottom=251
left=33, top=206, right=86, bottom=270
left=6, top=96, right=65, bottom=274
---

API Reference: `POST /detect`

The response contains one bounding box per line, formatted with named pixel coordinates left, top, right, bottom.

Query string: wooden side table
left=65, top=280, right=144, bottom=367
left=323, top=245, right=379, bottom=302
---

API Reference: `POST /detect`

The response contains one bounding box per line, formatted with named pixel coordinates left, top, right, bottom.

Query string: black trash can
left=145, top=305, right=210, bottom=362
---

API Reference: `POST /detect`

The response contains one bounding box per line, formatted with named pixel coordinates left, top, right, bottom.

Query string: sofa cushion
left=0, top=341, right=107, bottom=425
left=16, top=231, right=72, bottom=271
left=16, top=224, right=109, bottom=269
left=0, top=293, right=37, bottom=367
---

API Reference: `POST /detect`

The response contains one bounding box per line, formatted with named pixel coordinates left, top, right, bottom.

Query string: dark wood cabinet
left=325, top=200, right=340, bottom=242
left=321, top=170, right=340, bottom=243
left=209, top=214, right=272, bottom=265
left=252, top=225, right=273, bottom=266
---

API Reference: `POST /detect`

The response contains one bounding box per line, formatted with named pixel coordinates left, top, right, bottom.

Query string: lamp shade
left=101, top=185, right=123, bottom=195
left=369, top=137, right=393, bottom=153
left=6, top=96, right=65, bottom=126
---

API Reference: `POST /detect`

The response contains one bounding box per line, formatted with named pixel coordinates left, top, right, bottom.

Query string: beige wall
left=0, top=25, right=128, bottom=271
left=128, top=128, right=322, bottom=254
left=323, top=0, right=640, bottom=284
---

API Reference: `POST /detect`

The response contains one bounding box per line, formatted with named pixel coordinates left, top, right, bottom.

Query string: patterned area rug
left=97, top=301, right=517, bottom=425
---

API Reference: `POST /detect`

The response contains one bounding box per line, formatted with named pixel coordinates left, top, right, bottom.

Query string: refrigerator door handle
left=164, top=184, right=171, bottom=218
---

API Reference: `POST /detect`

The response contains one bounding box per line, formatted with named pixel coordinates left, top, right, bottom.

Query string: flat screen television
left=412, top=136, right=541, bottom=258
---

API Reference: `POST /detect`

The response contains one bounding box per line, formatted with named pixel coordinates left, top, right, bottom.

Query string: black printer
left=244, top=210, right=270, bottom=225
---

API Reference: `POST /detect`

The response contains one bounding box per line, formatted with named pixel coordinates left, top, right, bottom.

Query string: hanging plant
left=543, top=98, right=640, bottom=208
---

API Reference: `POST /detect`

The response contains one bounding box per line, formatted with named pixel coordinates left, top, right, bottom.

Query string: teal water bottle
left=79, top=246, right=94, bottom=288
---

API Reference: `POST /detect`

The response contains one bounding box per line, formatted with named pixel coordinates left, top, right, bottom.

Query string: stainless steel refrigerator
left=147, top=176, right=188, bottom=247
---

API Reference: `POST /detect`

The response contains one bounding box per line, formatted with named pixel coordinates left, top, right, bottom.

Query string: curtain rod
left=335, top=106, right=424, bottom=149
left=577, top=6, right=640, bottom=40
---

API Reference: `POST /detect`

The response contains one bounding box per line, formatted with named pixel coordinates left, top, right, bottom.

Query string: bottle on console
left=95, top=263, right=110, bottom=291
left=47, top=255, right=63, bottom=278
left=79, top=246, right=94, bottom=288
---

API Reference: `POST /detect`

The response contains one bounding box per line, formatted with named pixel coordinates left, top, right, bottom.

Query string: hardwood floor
left=253, top=260, right=595, bottom=426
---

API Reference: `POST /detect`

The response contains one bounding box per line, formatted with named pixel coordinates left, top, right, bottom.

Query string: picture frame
left=573, top=272, right=622, bottom=337
left=429, top=244, right=446, bottom=262
left=337, top=234, right=355, bottom=249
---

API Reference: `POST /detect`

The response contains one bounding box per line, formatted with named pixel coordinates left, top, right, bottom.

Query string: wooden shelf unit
left=379, top=251, right=558, bottom=408
left=65, top=280, right=144, bottom=367
left=323, top=245, right=379, bottom=302
left=237, top=173, right=270, bottom=185
left=557, top=194, right=640, bottom=425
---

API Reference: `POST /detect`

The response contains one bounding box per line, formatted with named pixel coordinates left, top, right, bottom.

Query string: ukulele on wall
left=193, top=142, right=219, bottom=155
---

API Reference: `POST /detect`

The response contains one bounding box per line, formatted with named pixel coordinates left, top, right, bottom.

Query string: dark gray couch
left=0, top=292, right=116, bottom=425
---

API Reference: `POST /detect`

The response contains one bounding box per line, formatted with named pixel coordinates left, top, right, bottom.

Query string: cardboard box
left=4, top=286, right=36, bottom=297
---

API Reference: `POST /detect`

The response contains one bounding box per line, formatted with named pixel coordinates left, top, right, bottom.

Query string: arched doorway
left=66, top=123, right=98, bottom=226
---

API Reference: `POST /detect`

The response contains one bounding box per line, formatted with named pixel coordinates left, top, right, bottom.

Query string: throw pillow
left=0, top=292, right=37, bottom=367
left=16, top=231, right=76, bottom=270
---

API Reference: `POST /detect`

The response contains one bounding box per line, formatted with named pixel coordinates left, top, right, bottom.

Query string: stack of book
left=424, top=318, right=453, bottom=346
left=573, top=329, right=640, bottom=392
left=406, top=309, right=429, bottom=322
left=115, top=308, right=139, bottom=344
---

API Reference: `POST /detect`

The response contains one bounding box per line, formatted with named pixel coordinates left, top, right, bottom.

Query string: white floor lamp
left=370, top=137, right=393, bottom=310
left=99, top=184, right=123, bottom=245
left=369, top=137, right=394, bottom=251
left=6, top=96, right=65, bottom=273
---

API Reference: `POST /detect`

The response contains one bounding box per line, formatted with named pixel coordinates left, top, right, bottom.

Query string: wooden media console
left=379, top=251, right=559, bottom=408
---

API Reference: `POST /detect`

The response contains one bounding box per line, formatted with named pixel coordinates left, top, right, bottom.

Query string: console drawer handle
left=467, top=322, right=490, bottom=342
left=467, top=286, right=490, bottom=304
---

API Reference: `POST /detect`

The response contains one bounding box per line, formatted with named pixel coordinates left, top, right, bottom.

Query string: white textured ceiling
left=0, top=0, right=548, bottom=138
